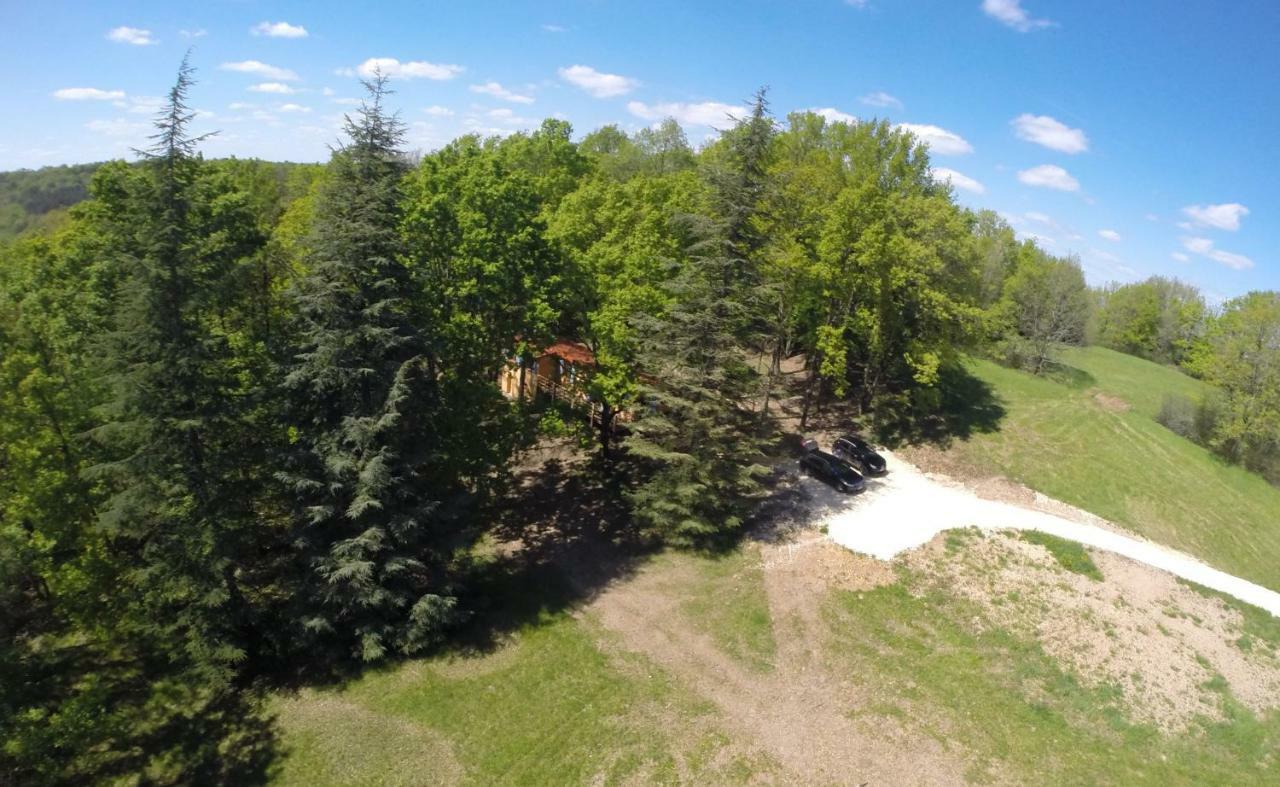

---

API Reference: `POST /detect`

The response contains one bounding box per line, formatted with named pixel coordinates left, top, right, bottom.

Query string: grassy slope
left=943, top=347, right=1280, bottom=590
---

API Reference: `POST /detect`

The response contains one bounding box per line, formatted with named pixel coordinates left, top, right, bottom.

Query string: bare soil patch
left=1092, top=391, right=1132, bottom=413
left=587, top=541, right=970, bottom=785
left=905, top=531, right=1280, bottom=732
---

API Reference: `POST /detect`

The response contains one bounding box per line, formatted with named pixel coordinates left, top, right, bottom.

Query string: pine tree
left=624, top=213, right=769, bottom=547
left=92, top=55, right=260, bottom=684
left=280, top=75, right=458, bottom=662
left=622, top=97, right=778, bottom=547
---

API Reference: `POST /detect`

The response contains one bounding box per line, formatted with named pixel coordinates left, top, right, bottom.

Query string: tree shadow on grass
left=1040, top=360, right=1097, bottom=390
left=446, top=453, right=655, bottom=656
left=7, top=649, right=282, bottom=787
left=871, top=364, right=1007, bottom=449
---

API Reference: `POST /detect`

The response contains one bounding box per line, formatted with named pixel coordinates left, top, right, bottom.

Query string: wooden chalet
left=499, top=340, right=630, bottom=427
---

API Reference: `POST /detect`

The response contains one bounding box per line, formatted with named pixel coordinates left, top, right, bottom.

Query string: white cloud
left=1180, top=236, right=1254, bottom=270
left=627, top=100, right=744, bottom=127
left=470, top=81, right=534, bottom=104
left=1182, top=202, right=1248, bottom=231
left=981, top=0, right=1054, bottom=32
left=860, top=91, right=902, bottom=109
left=53, top=87, right=125, bottom=101
left=1017, top=164, right=1080, bottom=192
left=228, top=102, right=256, bottom=111
left=1025, top=211, right=1052, bottom=224
left=1098, top=229, right=1122, bottom=242
left=249, top=82, right=296, bottom=95
left=221, top=60, right=300, bottom=81
left=542, top=24, right=567, bottom=32
left=846, top=0, right=870, bottom=7
left=252, top=21, right=308, bottom=38
left=1011, top=114, right=1088, bottom=154
left=931, top=167, right=985, bottom=194
left=1171, top=252, right=1190, bottom=262
left=180, top=29, right=207, bottom=39
left=423, top=105, right=455, bottom=116
left=117, top=95, right=164, bottom=114
left=808, top=107, right=857, bottom=125
left=107, top=26, right=156, bottom=46
left=86, top=118, right=148, bottom=137
left=485, top=107, right=534, bottom=126
left=896, top=123, right=973, bottom=155
left=355, top=57, right=464, bottom=80
left=278, top=103, right=311, bottom=113
left=332, top=97, right=362, bottom=106
left=559, top=65, right=638, bottom=98
left=1183, top=237, right=1214, bottom=255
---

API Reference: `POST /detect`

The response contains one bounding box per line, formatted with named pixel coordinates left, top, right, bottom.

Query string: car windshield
left=833, top=463, right=859, bottom=480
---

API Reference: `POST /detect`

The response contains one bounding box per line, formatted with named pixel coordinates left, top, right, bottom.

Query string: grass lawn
left=271, top=606, right=770, bottom=785
left=269, top=549, right=780, bottom=786
left=936, top=347, right=1280, bottom=590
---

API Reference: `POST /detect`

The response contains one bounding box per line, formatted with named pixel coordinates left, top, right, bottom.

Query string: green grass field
left=939, top=347, right=1280, bottom=591
left=272, top=610, right=771, bottom=785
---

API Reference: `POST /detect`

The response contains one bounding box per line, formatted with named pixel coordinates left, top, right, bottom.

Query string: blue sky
left=3, top=0, right=1277, bottom=299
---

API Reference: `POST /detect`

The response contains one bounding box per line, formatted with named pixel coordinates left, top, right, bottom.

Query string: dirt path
left=816, top=450, right=1280, bottom=616
left=586, top=545, right=970, bottom=785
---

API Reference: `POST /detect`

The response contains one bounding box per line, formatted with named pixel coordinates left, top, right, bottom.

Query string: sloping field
left=909, top=348, right=1280, bottom=591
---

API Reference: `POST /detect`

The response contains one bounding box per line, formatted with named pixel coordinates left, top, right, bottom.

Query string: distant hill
left=0, top=160, right=319, bottom=242
left=0, top=162, right=104, bottom=240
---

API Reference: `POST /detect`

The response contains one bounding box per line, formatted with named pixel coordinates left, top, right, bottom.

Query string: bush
left=1156, top=393, right=1198, bottom=440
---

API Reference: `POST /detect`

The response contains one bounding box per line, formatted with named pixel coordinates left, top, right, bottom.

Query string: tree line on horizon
left=2, top=60, right=1278, bottom=783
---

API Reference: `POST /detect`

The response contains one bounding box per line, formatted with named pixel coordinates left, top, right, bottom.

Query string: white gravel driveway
left=812, top=450, right=1280, bottom=617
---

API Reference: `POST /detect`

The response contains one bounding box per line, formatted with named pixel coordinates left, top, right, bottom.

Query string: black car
left=832, top=435, right=887, bottom=476
left=799, top=449, right=866, bottom=493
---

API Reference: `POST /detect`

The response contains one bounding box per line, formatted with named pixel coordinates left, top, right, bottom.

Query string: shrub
left=1156, top=393, right=1198, bottom=440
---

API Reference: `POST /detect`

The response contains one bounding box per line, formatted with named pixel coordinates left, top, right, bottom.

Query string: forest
left=2, top=61, right=1278, bottom=783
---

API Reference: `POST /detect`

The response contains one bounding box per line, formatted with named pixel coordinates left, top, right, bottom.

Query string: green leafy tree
left=402, top=134, right=564, bottom=380
left=1186, top=291, right=1280, bottom=475
left=774, top=115, right=982, bottom=420
left=548, top=167, right=708, bottom=455
left=1092, top=276, right=1206, bottom=364
left=998, top=247, right=1090, bottom=374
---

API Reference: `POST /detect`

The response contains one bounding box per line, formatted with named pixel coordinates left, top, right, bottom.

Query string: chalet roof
left=540, top=340, right=594, bottom=366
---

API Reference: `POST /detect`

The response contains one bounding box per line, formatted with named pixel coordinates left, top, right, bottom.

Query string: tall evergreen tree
left=623, top=211, right=768, bottom=547
left=621, top=100, right=777, bottom=546
left=280, top=75, right=458, bottom=662
left=92, top=55, right=261, bottom=684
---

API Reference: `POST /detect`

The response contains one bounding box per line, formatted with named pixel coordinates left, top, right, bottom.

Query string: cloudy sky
left=3, top=0, right=1277, bottom=298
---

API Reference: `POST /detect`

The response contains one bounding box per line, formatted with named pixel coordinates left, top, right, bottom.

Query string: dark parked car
left=799, top=449, right=866, bottom=493
left=832, top=435, right=887, bottom=476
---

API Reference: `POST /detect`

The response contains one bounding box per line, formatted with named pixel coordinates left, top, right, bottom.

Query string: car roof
left=812, top=450, right=859, bottom=470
